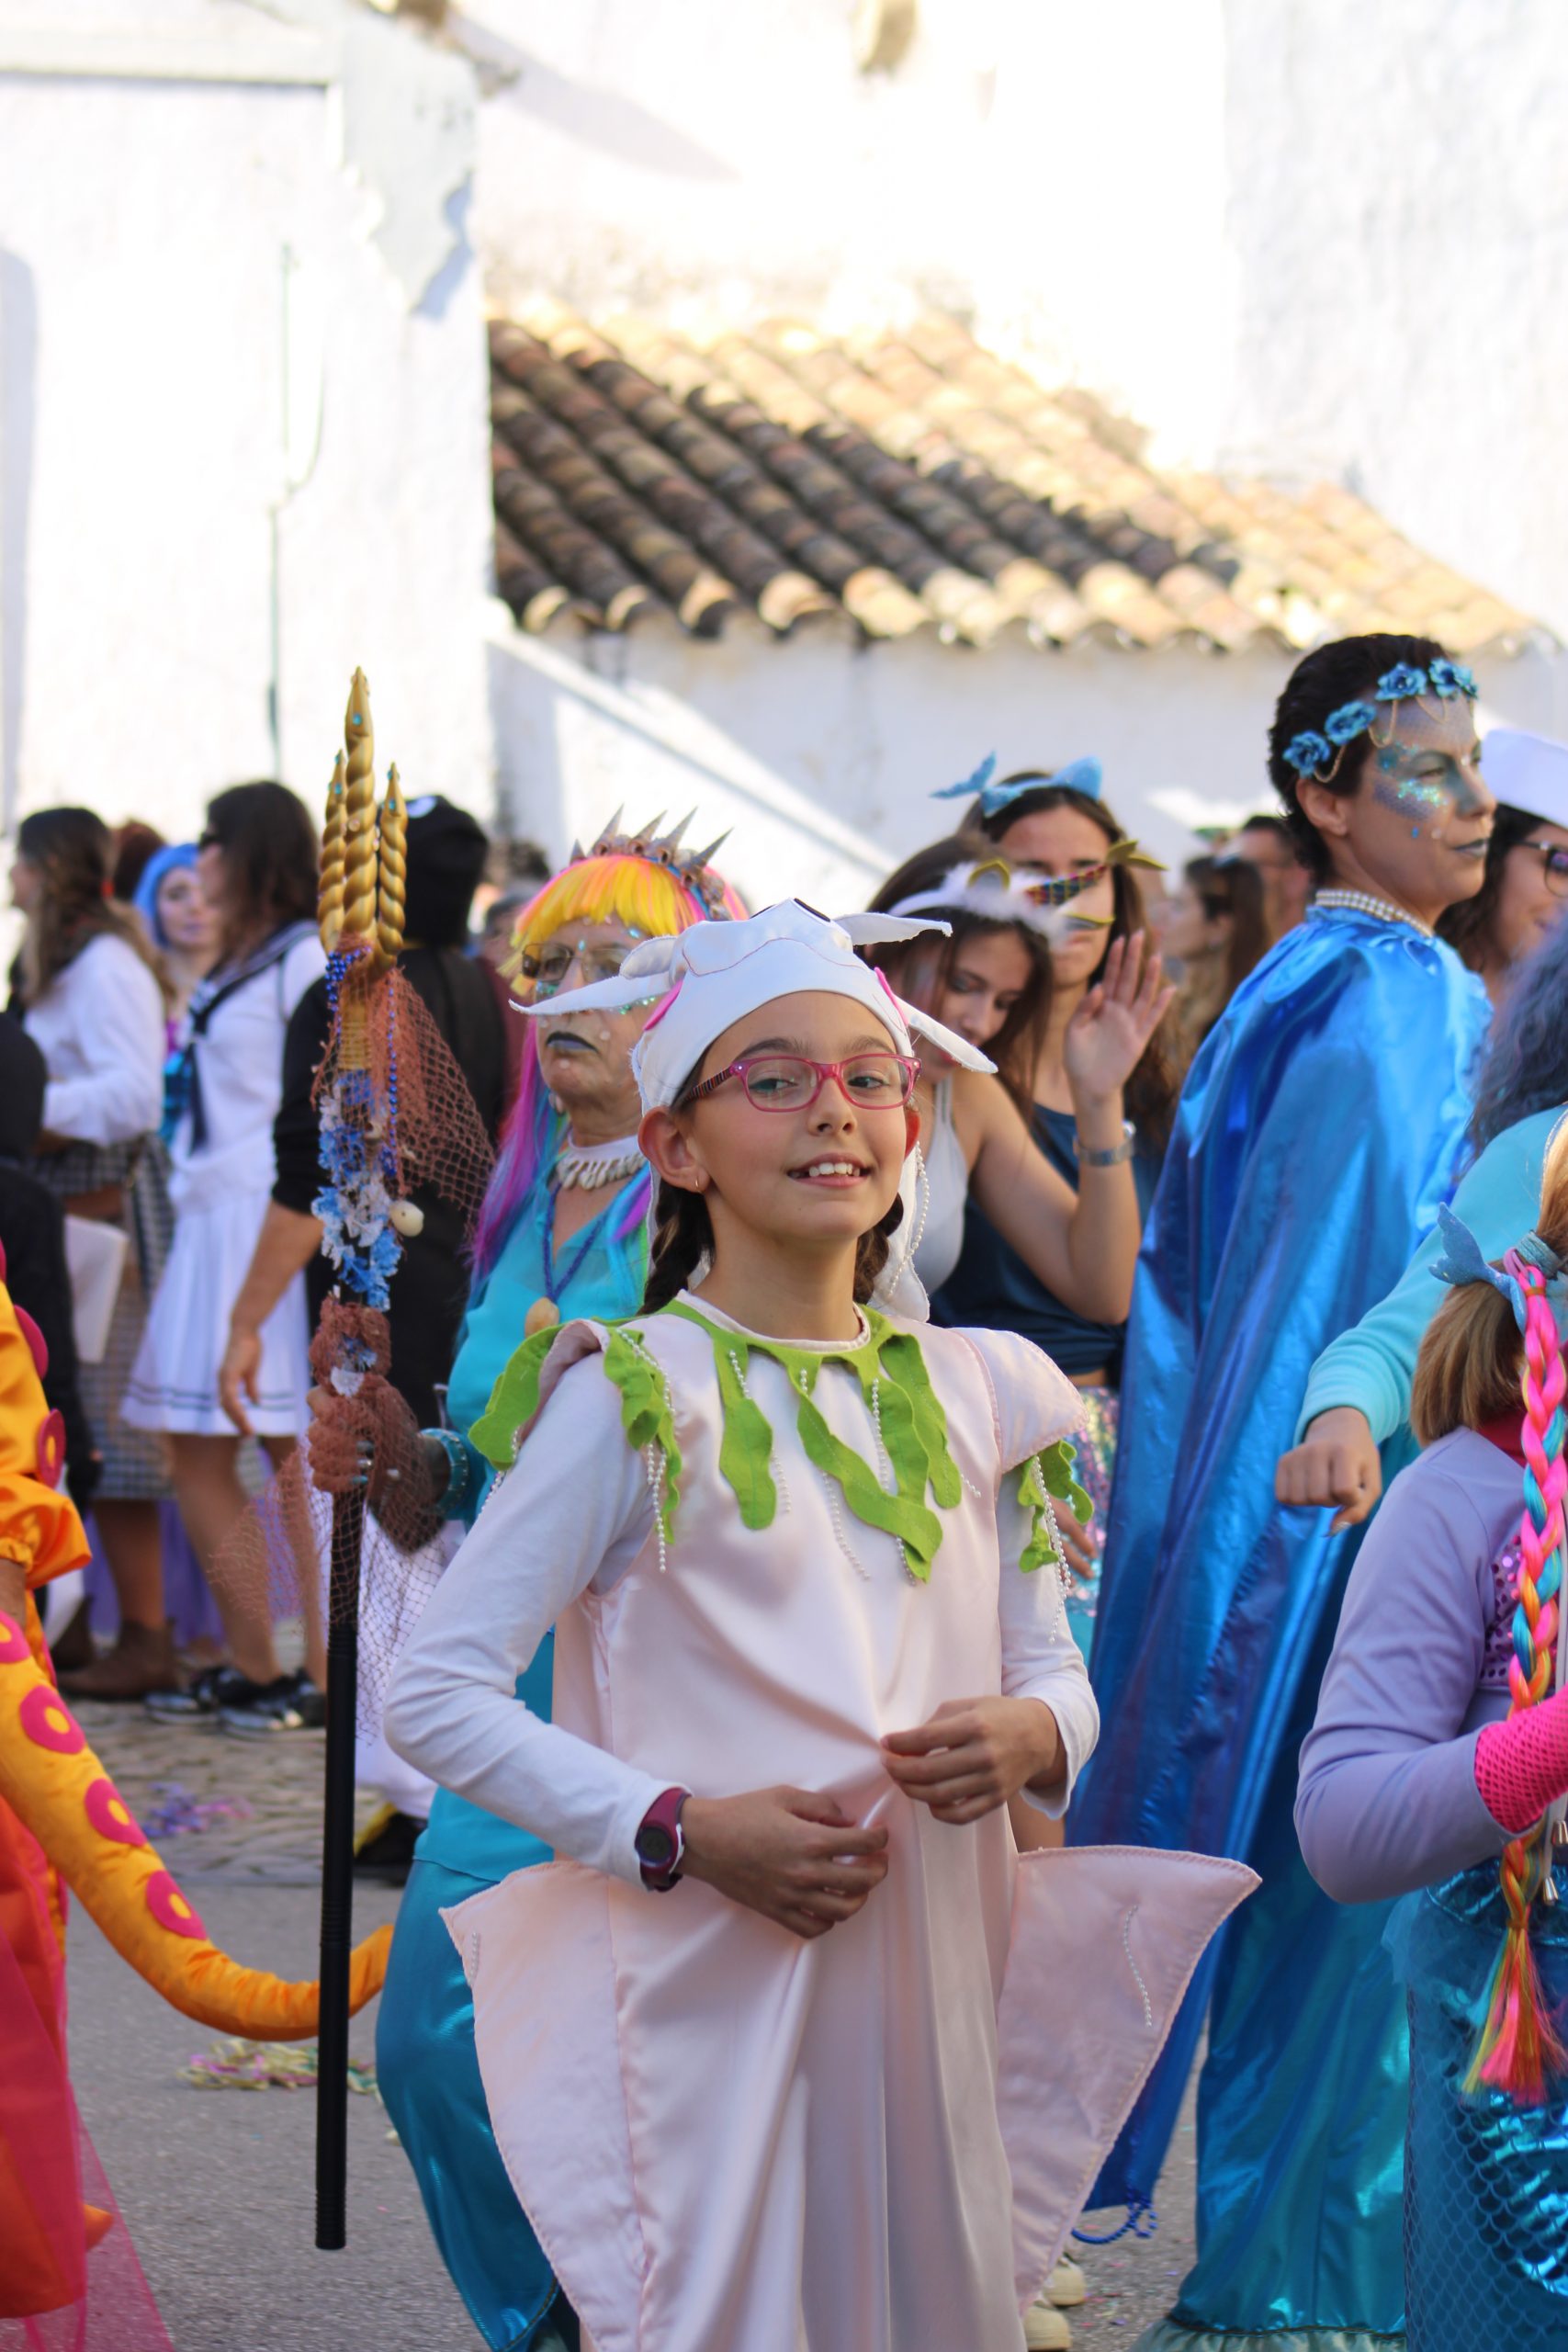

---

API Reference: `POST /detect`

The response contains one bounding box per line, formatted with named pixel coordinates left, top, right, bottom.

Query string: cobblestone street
left=68, top=1701, right=1201, bottom=2350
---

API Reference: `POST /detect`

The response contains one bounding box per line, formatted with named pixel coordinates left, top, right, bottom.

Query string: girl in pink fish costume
left=384, top=900, right=1253, bottom=2352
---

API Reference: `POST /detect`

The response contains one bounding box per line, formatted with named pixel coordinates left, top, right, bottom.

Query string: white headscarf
left=518, top=899, right=996, bottom=1109
left=1482, top=728, right=1568, bottom=828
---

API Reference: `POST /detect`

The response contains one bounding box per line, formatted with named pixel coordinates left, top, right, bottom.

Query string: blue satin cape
left=1068, top=907, right=1487, bottom=2340
left=376, top=1176, right=648, bottom=2351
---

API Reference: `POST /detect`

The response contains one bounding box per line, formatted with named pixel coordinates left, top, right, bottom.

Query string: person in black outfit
left=216, top=797, right=502, bottom=1868
left=0, top=1015, right=96, bottom=1516
left=219, top=796, right=504, bottom=1436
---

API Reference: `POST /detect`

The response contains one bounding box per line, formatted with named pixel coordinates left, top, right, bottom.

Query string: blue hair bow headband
left=932, top=752, right=1103, bottom=815
left=1430, top=1204, right=1566, bottom=1333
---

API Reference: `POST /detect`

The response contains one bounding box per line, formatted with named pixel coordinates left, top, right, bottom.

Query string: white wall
left=470, top=0, right=1236, bottom=455
left=0, top=6, right=493, bottom=847
left=1220, top=0, right=1568, bottom=637
left=489, top=609, right=1568, bottom=911
left=467, top=0, right=1568, bottom=632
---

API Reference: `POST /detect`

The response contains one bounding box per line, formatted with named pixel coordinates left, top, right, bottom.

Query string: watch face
left=637, top=1823, right=675, bottom=1866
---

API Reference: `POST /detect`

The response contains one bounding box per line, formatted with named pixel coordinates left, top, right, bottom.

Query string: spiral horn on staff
left=318, top=752, right=346, bottom=955
left=375, top=762, right=407, bottom=974
left=340, top=668, right=379, bottom=949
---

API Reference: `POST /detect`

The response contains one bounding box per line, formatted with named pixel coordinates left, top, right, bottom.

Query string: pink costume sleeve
left=1474, top=1688, right=1568, bottom=1834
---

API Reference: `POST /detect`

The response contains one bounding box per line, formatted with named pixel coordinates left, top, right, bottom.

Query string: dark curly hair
left=962, top=771, right=1181, bottom=1146
left=1265, top=633, right=1449, bottom=882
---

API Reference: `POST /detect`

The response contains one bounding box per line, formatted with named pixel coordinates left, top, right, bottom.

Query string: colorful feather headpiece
left=886, top=842, right=1164, bottom=947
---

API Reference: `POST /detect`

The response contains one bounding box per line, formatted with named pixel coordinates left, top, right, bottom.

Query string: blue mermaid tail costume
left=1068, top=907, right=1488, bottom=2348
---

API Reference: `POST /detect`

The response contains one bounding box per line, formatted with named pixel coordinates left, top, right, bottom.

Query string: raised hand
left=1062, top=931, right=1175, bottom=1106
left=681, top=1786, right=890, bottom=1939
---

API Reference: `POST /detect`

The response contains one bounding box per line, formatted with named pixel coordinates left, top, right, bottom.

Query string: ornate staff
left=313, top=671, right=408, bottom=2249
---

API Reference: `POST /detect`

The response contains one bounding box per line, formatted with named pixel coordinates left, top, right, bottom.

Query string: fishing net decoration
left=213, top=673, right=495, bottom=1729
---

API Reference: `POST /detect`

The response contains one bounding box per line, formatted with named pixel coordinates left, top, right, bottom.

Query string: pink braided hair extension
left=1465, top=1252, right=1568, bottom=2102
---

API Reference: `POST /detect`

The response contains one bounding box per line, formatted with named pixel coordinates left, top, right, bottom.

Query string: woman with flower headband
left=1296, top=1117, right=1568, bottom=2350
left=310, top=816, right=744, bottom=2352
left=379, top=898, right=1250, bottom=2352
left=1066, top=635, right=1495, bottom=2352
left=922, top=760, right=1182, bottom=1649
left=864, top=827, right=1173, bottom=1669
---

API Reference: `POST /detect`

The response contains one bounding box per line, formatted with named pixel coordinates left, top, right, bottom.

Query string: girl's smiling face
left=643, top=990, right=916, bottom=1268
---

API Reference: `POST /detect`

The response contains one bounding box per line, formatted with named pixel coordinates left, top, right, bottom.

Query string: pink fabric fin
left=998, top=1844, right=1258, bottom=2310
left=444, top=1865, right=647, bottom=2352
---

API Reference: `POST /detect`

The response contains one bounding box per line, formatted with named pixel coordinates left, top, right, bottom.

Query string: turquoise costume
left=1068, top=906, right=1489, bottom=2348
left=376, top=1175, right=648, bottom=2351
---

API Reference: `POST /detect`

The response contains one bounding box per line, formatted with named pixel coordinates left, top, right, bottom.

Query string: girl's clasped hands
left=681, top=1694, right=1064, bottom=1939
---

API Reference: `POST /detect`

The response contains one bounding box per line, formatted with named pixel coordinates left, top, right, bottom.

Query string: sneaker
left=1048, top=2256, right=1088, bottom=2307
left=219, top=1669, right=325, bottom=1736
left=58, top=1621, right=180, bottom=1702
left=144, top=1664, right=261, bottom=1721
left=353, top=1804, right=423, bottom=1885
left=1024, top=2296, right=1072, bottom=2349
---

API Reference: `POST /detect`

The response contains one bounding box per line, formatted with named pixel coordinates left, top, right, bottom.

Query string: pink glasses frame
left=686, top=1051, right=921, bottom=1114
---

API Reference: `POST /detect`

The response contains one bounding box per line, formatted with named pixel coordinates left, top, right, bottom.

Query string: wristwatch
left=1072, top=1118, right=1137, bottom=1168
left=635, top=1787, right=689, bottom=1892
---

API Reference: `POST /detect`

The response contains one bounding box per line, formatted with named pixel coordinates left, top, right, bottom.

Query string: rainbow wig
left=470, top=818, right=745, bottom=1282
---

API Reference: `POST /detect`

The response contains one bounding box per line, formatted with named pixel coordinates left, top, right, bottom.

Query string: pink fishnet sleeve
left=1474, top=1688, right=1568, bottom=1834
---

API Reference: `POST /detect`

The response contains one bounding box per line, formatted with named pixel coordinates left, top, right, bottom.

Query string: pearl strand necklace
left=1314, top=888, right=1433, bottom=938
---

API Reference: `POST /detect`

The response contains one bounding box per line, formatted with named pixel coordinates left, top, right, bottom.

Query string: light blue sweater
left=1295, top=1106, right=1562, bottom=1443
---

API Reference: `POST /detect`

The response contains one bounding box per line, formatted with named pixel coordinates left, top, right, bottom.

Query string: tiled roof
left=489, top=304, right=1538, bottom=658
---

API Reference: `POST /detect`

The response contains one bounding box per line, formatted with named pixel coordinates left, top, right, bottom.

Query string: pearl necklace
left=551, top=1133, right=644, bottom=1192
left=1314, top=888, right=1434, bottom=938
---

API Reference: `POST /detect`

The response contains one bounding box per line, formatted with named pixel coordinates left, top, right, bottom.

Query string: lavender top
left=1295, top=1428, right=1523, bottom=1905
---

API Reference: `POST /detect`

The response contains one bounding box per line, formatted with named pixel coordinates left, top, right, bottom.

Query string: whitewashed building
left=3, top=0, right=1566, bottom=910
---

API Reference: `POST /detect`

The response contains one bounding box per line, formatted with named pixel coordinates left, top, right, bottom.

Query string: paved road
left=67, top=1702, right=1197, bottom=2350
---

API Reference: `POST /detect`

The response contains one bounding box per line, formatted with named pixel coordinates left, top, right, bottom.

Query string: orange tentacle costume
left=0, top=1620, right=391, bottom=2034
left=0, top=1252, right=386, bottom=2324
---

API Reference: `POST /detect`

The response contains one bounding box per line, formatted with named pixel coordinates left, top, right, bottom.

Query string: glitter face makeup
left=1363, top=700, right=1495, bottom=851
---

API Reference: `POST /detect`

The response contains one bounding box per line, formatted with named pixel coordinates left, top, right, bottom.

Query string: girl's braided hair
left=1416, top=1117, right=1568, bottom=2101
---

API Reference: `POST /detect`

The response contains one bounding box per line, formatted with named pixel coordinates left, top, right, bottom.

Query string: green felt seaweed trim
left=663, top=1302, right=960, bottom=1577
left=469, top=1326, right=563, bottom=1469
left=710, top=1339, right=776, bottom=1531
left=1016, top=1442, right=1091, bottom=1576
left=873, top=1331, right=962, bottom=1510
left=1040, top=1436, right=1093, bottom=1525
left=599, top=1327, right=682, bottom=1550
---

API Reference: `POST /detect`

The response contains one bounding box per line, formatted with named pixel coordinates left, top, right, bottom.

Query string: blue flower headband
left=933, top=752, right=1103, bottom=815
left=1282, top=662, right=1478, bottom=786
left=1430, top=1204, right=1564, bottom=1332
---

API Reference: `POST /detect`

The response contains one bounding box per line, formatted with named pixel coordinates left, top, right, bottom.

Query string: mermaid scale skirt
left=1390, top=1865, right=1568, bottom=2351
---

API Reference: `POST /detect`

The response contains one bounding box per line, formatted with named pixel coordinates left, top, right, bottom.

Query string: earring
left=690, top=1171, right=707, bottom=1193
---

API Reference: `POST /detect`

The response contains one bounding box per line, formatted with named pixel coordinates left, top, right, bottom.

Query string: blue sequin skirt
left=1388, top=1863, right=1568, bottom=2351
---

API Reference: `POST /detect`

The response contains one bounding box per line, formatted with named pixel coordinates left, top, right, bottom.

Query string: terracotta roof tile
left=487, top=308, right=1540, bottom=655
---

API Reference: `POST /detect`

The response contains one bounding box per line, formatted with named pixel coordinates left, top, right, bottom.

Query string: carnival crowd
left=9, top=628, right=1568, bottom=2352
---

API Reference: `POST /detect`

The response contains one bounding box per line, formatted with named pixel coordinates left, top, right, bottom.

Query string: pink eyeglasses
left=687, top=1052, right=920, bottom=1113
